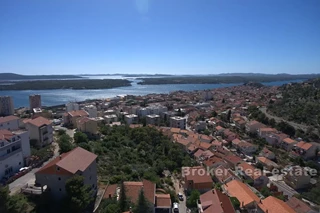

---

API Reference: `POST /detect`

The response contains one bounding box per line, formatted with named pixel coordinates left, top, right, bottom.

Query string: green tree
left=58, top=134, right=74, bottom=154
left=134, top=190, right=152, bottom=213
left=119, top=182, right=129, bottom=212
left=74, top=132, right=89, bottom=144
left=65, top=175, right=94, bottom=213
left=186, top=190, right=200, bottom=208
left=57, top=129, right=66, bottom=136
left=260, top=186, right=271, bottom=197
left=78, top=142, right=92, bottom=152
left=211, top=110, right=218, bottom=117
left=0, top=186, right=29, bottom=213
left=230, top=197, right=240, bottom=209
left=203, top=129, right=211, bottom=136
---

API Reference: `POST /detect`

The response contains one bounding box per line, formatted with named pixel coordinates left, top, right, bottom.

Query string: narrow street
left=9, top=141, right=60, bottom=195
left=172, top=176, right=187, bottom=213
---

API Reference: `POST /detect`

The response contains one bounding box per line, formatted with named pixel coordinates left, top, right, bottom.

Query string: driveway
left=9, top=142, right=60, bottom=195
left=172, top=177, right=187, bottom=213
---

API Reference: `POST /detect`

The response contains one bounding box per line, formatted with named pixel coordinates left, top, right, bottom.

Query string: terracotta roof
left=257, top=157, right=278, bottom=167
left=200, top=189, right=235, bottom=213
left=68, top=110, right=89, bottom=117
left=25, top=116, right=51, bottom=127
left=204, top=156, right=224, bottom=167
left=296, top=141, right=313, bottom=151
left=176, top=137, right=191, bottom=147
left=211, top=140, right=222, bottom=146
left=238, top=162, right=262, bottom=180
left=0, top=129, right=14, bottom=141
left=124, top=180, right=155, bottom=204
left=36, top=147, right=97, bottom=175
left=183, top=166, right=213, bottom=184
left=259, top=128, right=277, bottom=132
left=155, top=194, right=171, bottom=208
left=170, top=128, right=180, bottom=134
left=194, top=149, right=205, bottom=158
left=283, top=138, right=296, bottom=144
left=77, top=117, right=91, bottom=125
left=200, top=142, right=212, bottom=150
left=216, top=126, right=224, bottom=131
left=224, top=155, right=242, bottom=165
left=0, top=115, right=19, bottom=123
left=224, top=180, right=260, bottom=208
left=103, top=184, right=118, bottom=199
left=232, top=138, right=241, bottom=145
left=214, top=165, right=236, bottom=183
left=286, top=197, right=313, bottom=213
left=259, top=196, right=295, bottom=213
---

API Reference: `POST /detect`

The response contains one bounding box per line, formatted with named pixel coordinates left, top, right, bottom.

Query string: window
left=90, top=176, right=91, bottom=180
left=92, top=184, right=95, bottom=189
left=58, top=177, right=61, bottom=181
left=57, top=167, right=60, bottom=171
left=19, top=162, right=21, bottom=165
left=59, top=188, right=62, bottom=191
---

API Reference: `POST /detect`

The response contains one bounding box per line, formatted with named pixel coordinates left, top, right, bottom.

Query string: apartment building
left=124, top=114, right=138, bottom=125
left=29, top=94, right=41, bottom=110
left=146, top=114, right=160, bottom=125
left=24, top=116, right=53, bottom=147
left=170, top=116, right=186, bottom=130
left=0, top=96, right=14, bottom=116
left=284, top=166, right=311, bottom=190
left=84, top=105, right=97, bottom=118
left=35, top=147, right=97, bottom=199
left=182, top=166, right=213, bottom=193
left=66, top=102, right=79, bottom=112
left=76, top=117, right=98, bottom=135
left=0, top=130, right=31, bottom=179
left=0, top=115, right=20, bottom=130
left=63, top=110, right=89, bottom=127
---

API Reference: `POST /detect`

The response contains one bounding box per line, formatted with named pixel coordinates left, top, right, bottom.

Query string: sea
left=0, top=75, right=304, bottom=108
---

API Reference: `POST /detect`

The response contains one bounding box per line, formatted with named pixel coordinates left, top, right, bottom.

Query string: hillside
left=0, top=73, right=81, bottom=81
left=268, top=78, right=320, bottom=127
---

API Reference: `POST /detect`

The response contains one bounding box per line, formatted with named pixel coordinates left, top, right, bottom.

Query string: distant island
left=0, top=79, right=131, bottom=90
left=0, top=73, right=82, bottom=81
left=138, top=74, right=320, bottom=85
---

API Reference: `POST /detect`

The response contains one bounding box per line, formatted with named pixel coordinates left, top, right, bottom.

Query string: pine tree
left=119, top=181, right=128, bottom=212
left=134, top=189, right=152, bottom=213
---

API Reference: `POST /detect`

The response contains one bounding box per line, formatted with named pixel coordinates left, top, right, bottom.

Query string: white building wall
left=0, top=143, right=24, bottom=179
left=0, top=119, right=19, bottom=131
left=66, top=103, right=79, bottom=112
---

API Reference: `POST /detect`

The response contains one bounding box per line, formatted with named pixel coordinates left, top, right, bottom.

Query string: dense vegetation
left=268, top=79, right=320, bottom=127
left=91, top=125, right=194, bottom=184
left=138, top=74, right=318, bottom=85
left=0, top=186, right=30, bottom=213
left=0, top=73, right=81, bottom=81
left=0, top=79, right=131, bottom=90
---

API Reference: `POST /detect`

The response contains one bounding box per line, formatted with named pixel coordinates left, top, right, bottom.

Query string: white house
left=24, top=116, right=53, bottom=147
left=0, top=115, right=20, bottom=131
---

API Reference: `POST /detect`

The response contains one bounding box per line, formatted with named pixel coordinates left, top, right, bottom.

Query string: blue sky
left=0, top=0, right=319, bottom=75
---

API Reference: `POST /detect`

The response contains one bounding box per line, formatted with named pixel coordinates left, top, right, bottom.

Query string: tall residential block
left=0, top=96, right=14, bottom=116
left=29, top=94, right=42, bottom=110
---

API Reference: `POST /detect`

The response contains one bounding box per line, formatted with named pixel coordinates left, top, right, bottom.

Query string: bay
left=0, top=77, right=304, bottom=108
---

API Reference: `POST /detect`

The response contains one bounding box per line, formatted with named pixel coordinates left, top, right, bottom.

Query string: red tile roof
left=124, top=180, right=155, bottom=204
left=0, top=115, right=19, bottom=123
left=224, top=180, right=260, bottom=208
left=183, top=166, right=213, bottom=184
left=214, top=165, right=236, bottom=183
left=296, top=141, right=313, bottom=151
left=259, top=196, right=295, bottom=213
left=0, top=129, right=14, bottom=141
left=155, top=194, right=171, bottom=208
left=103, top=184, right=118, bottom=199
left=36, top=147, right=97, bottom=175
left=25, top=116, right=51, bottom=127
left=200, top=189, right=236, bottom=213
left=286, top=197, right=313, bottom=213
left=238, top=162, right=262, bottom=180
left=283, top=138, right=296, bottom=144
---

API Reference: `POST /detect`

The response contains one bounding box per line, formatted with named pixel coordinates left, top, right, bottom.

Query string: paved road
left=172, top=177, right=187, bottom=213
left=9, top=142, right=60, bottom=195
left=260, top=107, right=315, bottom=133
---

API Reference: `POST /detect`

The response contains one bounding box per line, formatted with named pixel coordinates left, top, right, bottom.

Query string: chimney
left=59, top=155, right=62, bottom=160
left=129, top=206, right=132, bottom=213
left=259, top=199, right=262, bottom=204
left=220, top=202, right=223, bottom=207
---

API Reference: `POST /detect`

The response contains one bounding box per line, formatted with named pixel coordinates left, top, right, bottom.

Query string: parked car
left=178, top=192, right=184, bottom=201
left=173, top=202, right=179, bottom=213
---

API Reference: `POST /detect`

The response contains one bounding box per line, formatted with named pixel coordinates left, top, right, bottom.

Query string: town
left=0, top=82, right=320, bottom=213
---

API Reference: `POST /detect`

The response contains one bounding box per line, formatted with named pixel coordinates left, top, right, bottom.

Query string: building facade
left=0, top=115, right=20, bottom=131
left=0, top=96, right=14, bottom=116
left=25, top=116, right=53, bottom=147
left=29, top=94, right=41, bottom=110
left=170, top=116, right=187, bottom=130
left=35, top=147, right=98, bottom=199
left=0, top=130, right=31, bottom=179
